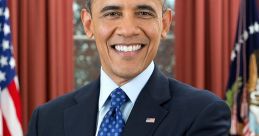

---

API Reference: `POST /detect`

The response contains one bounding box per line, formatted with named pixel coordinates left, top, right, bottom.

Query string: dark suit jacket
left=27, top=67, right=231, bottom=136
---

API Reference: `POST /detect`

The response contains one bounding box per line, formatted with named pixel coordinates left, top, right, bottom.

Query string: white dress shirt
left=95, top=61, right=155, bottom=135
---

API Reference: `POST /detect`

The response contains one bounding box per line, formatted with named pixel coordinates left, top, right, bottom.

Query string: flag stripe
left=7, top=78, right=22, bottom=123
left=1, top=89, right=23, bottom=136
left=0, top=110, right=3, bottom=135
left=14, top=76, right=20, bottom=90
left=3, top=115, right=11, bottom=136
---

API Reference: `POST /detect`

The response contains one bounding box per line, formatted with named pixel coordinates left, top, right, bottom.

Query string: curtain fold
left=174, top=0, right=240, bottom=98
left=9, top=0, right=74, bottom=133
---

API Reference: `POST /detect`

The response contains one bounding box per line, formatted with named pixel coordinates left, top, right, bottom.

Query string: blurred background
left=1, top=0, right=259, bottom=135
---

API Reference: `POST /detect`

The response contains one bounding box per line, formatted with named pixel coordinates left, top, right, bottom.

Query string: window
left=73, top=0, right=175, bottom=88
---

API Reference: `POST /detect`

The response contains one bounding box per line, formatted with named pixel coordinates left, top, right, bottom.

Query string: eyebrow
left=100, top=4, right=157, bottom=13
left=100, top=5, right=121, bottom=13
left=136, top=4, right=156, bottom=13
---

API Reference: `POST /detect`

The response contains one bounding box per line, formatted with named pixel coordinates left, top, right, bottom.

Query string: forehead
left=91, top=0, right=164, bottom=9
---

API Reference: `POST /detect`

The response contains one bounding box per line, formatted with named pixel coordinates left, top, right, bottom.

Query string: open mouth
left=111, top=44, right=145, bottom=52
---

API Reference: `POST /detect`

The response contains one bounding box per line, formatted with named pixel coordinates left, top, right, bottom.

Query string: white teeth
left=115, top=45, right=142, bottom=52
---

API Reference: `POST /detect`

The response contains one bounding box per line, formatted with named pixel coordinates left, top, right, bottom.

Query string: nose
left=116, top=15, right=141, bottom=37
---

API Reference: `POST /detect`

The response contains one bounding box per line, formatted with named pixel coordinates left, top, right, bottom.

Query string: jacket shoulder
left=157, top=78, right=231, bottom=135
left=167, top=78, right=223, bottom=104
left=36, top=79, right=98, bottom=115
left=27, top=80, right=99, bottom=136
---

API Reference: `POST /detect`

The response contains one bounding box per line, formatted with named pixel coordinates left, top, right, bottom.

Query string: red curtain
left=8, top=0, right=74, bottom=133
left=174, top=0, right=240, bottom=98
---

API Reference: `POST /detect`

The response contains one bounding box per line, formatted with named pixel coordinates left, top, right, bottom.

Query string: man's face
left=81, top=0, right=172, bottom=85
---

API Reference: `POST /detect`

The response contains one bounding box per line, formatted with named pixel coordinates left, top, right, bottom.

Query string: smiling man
left=82, top=0, right=169, bottom=86
left=27, top=0, right=231, bottom=136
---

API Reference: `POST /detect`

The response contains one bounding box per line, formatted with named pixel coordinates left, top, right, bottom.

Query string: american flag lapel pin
left=146, top=118, right=156, bottom=123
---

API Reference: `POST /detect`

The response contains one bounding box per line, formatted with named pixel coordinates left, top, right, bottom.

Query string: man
left=27, top=0, right=231, bottom=135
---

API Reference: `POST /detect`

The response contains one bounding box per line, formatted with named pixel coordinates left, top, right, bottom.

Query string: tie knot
left=110, top=88, right=128, bottom=108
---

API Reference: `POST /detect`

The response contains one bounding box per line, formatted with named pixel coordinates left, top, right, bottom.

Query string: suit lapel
left=123, top=68, right=171, bottom=136
left=64, top=79, right=100, bottom=136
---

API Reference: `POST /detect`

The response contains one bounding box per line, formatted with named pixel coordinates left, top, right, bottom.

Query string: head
left=81, top=0, right=172, bottom=86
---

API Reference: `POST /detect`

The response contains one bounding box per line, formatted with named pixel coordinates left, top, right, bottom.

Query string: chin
left=113, top=67, right=142, bottom=80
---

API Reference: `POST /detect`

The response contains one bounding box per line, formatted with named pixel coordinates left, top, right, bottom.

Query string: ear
left=161, top=9, right=173, bottom=39
left=81, top=9, right=94, bottom=38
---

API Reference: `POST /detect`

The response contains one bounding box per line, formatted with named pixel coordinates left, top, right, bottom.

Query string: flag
left=0, top=0, right=23, bottom=136
left=226, top=0, right=259, bottom=135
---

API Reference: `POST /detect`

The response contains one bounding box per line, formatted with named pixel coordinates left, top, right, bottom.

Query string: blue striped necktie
left=98, top=88, right=128, bottom=136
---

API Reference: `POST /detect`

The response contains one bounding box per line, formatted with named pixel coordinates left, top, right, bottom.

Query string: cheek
left=94, top=23, right=113, bottom=41
left=93, top=23, right=114, bottom=53
left=142, top=20, right=162, bottom=39
left=144, top=24, right=161, bottom=43
left=143, top=24, right=161, bottom=59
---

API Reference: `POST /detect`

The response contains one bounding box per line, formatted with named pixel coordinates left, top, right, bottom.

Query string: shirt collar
left=99, top=61, right=155, bottom=111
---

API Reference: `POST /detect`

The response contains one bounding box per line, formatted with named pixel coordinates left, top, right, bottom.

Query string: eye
left=136, top=11, right=155, bottom=18
left=103, top=11, right=122, bottom=18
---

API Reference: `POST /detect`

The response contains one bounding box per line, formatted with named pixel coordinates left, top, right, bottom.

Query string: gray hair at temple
left=85, top=0, right=168, bottom=15
left=85, top=0, right=92, bottom=14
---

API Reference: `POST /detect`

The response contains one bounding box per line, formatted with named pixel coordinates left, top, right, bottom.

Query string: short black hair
left=85, top=0, right=92, bottom=14
left=85, top=0, right=167, bottom=15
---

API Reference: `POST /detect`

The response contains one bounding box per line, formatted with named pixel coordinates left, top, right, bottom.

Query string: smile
left=112, top=44, right=144, bottom=52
